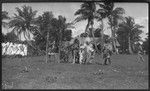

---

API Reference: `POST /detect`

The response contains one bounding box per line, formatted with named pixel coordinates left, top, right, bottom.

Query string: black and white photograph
left=1, top=0, right=149, bottom=89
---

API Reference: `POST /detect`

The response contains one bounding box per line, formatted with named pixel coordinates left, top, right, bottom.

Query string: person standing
left=102, top=47, right=112, bottom=65
left=137, top=43, right=145, bottom=62
left=102, top=42, right=112, bottom=65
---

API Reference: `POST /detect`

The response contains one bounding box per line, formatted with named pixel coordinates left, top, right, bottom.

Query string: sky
left=2, top=2, right=149, bottom=41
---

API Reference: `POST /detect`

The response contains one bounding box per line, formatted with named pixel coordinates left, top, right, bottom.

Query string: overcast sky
left=2, top=2, right=148, bottom=40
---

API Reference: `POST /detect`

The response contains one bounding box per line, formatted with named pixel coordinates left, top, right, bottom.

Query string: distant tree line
left=2, top=1, right=148, bottom=60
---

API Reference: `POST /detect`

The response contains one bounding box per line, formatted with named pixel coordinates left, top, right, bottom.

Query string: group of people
left=70, top=38, right=94, bottom=64
left=70, top=38, right=113, bottom=65
left=59, top=38, right=145, bottom=65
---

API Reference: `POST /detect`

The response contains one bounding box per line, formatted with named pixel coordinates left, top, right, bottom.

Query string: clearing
left=2, top=54, right=148, bottom=89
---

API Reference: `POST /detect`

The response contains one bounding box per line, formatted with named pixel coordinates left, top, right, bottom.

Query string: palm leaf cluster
left=117, top=16, right=144, bottom=53
left=74, top=1, right=125, bottom=54
left=9, top=5, right=37, bottom=40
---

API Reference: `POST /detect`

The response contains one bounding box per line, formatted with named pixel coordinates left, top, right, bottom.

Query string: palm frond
left=113, top=7, right=125, bottom=15
left=134, top=24, right=144, bottom=29
left=74, top=16, right=87, bottom=23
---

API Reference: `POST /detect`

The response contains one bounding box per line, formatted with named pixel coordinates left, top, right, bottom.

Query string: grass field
left=2, top=54, right=149, bottom=89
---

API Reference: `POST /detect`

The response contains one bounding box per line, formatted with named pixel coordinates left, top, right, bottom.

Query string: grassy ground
left=2, top=54, right=148, bottom=89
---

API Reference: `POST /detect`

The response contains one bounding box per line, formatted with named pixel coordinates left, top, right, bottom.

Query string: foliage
left=93, top=28, right=101, bottom=37
left=2, top=33, right=6, bottom=43
left=99, top=1, right=125, bottom=53
left=2, top=11, right=10, bottom=20
left=2, top=11, right=10, bottom=28
left=26, top=40, right=44, bottom=56
left=3, top=4, right=146, bottom=56
left=2, top=31, right=19, bottom=43
left=74, top=2, right=96, bottom=33
left=80, top=32, right=88, bottom=37
left=116, top=16, right=144, bottom=54
left=5, top=31, right=19, bottom=43
left=9, top=5, right=37, bottom=39
left=142, top=34, right=149, bottom=54
left=33, top=12, right=73, bottom=53
left=8, top=5, right=47, bottom=55
left=33, top=11, right=54, bottom=52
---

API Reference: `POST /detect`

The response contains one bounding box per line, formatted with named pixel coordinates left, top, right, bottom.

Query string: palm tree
left=56, top=15, right=74, bottom=61
left=35, top=11, right=54, bottom=63
left=101, top=1, right=125, bottom=54
left=96, top=2, right=111, bottom=53
left=8, top=5, right=44, bottom=54
left=74, top=2, right=96, bottom=34
left=74, top=2, right=100, bottom=54
left=117, top=16, right=144, bottom=54
left=35, top=13, right=74, bottom=62
left=44, top=12, right=54, bottom=63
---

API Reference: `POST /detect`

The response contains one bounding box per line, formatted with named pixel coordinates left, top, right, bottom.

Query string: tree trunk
left=101, top=20, right=104, bottom=53
left=128, top=35, right=133, bottom=54
left=58, top=43, right=61, bottom=63
left=46, top=31, right=49, bottom=63
left=109, top=16, right=118, bottom=54
left=110, top=24, right=117, bottom=54
left=90, top=20, right=101, bottom=55
left=58, top=28, right=63, bottom=63
left=131, top=42, right=135, bottom=53
left=85, top=19, right=90, bottom=34
left=113, top=34, right=118, bottom=54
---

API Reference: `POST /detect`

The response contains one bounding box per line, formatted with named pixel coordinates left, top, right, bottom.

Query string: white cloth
left=87, top=44, right=94, bottom=52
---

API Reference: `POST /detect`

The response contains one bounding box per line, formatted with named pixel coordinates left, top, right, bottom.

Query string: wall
left=2, top=42, right=27, bottom=56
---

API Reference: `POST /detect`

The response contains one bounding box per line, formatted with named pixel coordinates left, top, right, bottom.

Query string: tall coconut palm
left=35, top=13, right=73, bottom=62
left=34, top=11, right=54, bottom=63
left=74, top=2, right=96, bottom=34
left=44, top=12, right=53, bottom=63
left=8, top=5, right=44, bottom=54
left=56, top=15, right=74, bottom=61
left=74, top=2, right=100, bottom=53
left=96, top=2, right=111, bottom=53
left=117, top=16, right=144, bottom=54
left=100, top=1, right=125, bottom=54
